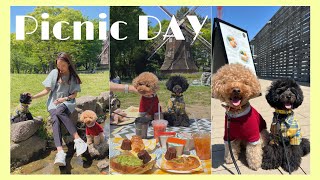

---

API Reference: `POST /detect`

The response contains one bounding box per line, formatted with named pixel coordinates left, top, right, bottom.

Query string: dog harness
left=224, top=104, right=267, bottom=144
left=270, top=109, right=302, bottom=145
left=86, top=122, right=104, bottom=136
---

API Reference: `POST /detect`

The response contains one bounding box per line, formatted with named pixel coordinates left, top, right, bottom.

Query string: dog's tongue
left=232, top=99, right=241, bottom=106
left=285, top=103, right=292, bottom=109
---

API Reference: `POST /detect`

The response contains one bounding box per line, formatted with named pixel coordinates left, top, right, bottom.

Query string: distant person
left=31, top=52, right=87, bottom=166
left=111, top=75, right=121, bottom=84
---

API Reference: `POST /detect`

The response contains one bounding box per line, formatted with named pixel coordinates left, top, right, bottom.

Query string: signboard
left=212, top=18, right=256, bottom=75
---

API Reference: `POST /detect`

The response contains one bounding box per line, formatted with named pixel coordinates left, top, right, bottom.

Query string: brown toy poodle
left=212, top=63, right=269, bottom=171
left=80, top=110, right=105, bottom=145
left=132, top=72, right=162, bottom=120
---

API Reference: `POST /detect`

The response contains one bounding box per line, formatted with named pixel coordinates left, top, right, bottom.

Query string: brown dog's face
left=80, top=110, right=97, bottom=125
left=132, top=72, right=159, bottom=97
left=212, top=64, right=261, bottom=109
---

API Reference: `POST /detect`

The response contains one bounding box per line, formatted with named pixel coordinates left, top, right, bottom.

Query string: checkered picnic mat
left=111, top=119, right=211, bottom=139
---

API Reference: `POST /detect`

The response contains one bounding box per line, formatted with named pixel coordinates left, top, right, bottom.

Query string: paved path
left=211, top=79, right=310, bottom=174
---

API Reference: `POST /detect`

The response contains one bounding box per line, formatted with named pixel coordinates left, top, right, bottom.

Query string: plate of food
left=156, top=147, right=203, bottom=174
left=226, top=35, right=238, bottom=49
left=239, top=50, right=249, bottom=62
left=114, top=135, right=157, bottom=154
left=110, top=151, right=156, bottom=174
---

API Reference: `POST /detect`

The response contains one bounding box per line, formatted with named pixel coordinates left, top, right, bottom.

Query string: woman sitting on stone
left=32, top=52, right=87, bottom=166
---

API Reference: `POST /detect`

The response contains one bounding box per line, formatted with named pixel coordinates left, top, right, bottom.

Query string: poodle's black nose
left=233, top=88, right=241, bottom=94
left=286, top=95, right=291, bottom=99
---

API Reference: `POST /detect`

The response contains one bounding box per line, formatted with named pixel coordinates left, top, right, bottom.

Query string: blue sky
left=212, top=6, right=280, bottom=40
left=10, top=6, right=109, bottom=33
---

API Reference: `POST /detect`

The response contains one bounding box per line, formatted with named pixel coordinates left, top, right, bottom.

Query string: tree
left=110, top=6, right=147, bottom=79
left=11, top=6, right=103, bottom=74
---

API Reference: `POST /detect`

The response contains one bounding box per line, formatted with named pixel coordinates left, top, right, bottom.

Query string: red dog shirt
left=86, top=122, right=103, bottom=136
left=139, top=95, right=162, bottom=116
left=224, top=105, right=267, bottom=143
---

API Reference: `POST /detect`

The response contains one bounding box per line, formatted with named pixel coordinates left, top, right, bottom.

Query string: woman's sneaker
left=54, top=151, right=66, bottom=166
left=74, top=138, right=87, bottom=156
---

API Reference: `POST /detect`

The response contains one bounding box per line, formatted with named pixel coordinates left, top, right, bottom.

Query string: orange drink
left=192, top=132, right=211, bottom=160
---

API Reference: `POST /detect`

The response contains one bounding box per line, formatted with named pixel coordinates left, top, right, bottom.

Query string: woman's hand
left=32, top=88, right=51, bottom=99
left=54, top=97, right=67, bottom=105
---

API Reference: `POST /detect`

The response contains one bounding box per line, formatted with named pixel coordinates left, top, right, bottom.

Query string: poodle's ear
left=92, top=111, right=98, bottom=121
left=153, top=82, right=160, bottom=92
left=151, top=74, right=160, bottom=92
left=181, top=77, right=189, bottom=92
left=249, top=79, right=262, bottom=98
left=211, top=76, right=225, bottom=100
left=292, top=82, right=304, bottom=108
left=265, top=81, right=281, bottom=108
left=79, top=113, right=85, bottom=122
left=132, top=75, right=140, bottom=89
left=166, top=78, right=173, bottom=91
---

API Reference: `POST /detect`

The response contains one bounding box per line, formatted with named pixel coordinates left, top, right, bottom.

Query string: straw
left=158, top=103, right=161, bottom=120
left=192, top=113, right=201, bottom=132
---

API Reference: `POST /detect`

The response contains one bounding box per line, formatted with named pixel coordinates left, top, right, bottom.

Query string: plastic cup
left=151, top=120, right=168, bottom=142
left=192, top=132, right=211, bottom=160
left=135, top=117, right=150, bottom=139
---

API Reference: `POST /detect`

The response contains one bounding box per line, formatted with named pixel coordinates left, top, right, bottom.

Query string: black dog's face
left=20, top=93, right=32, bottom=104
left=266, top=78, right=303, bottom=110
left=166, top=76, right=189, bottom=94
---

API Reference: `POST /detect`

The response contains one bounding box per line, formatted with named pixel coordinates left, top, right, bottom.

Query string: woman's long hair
left=55, top=52, right=82, bottom=84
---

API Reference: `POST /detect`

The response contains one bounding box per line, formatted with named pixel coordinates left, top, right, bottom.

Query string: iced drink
left=192, top=132, right=211, bottom=160
left=151, top=120, right=168, bottom=142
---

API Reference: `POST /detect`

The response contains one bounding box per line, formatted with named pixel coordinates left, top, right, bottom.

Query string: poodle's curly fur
left=265, top=78, right=304, bottom=110
left=212, top=64, right=267, bottom=171
left=212, top=64, right=261, bottom=108
left=132, top=72, right=159, bottom=96
left=80, top=110, right=105, bottom=146
left=262, top=78, right=310, bottom=172
left=163, top=75, right=190, bottom=127
left=165, top=75, right=189, bottom=94
left=80, top=110, right=98, bottom=125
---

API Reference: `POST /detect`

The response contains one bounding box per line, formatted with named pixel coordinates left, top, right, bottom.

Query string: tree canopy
left=11, top=6, right=103, bottom=74
left=110, top=6, right=211, bottom=80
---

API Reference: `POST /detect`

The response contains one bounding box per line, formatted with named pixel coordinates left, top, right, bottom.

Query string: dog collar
left=275, top=109, right=293, bottom=114
left=86, top=122, right=96, bottom=128
left=171, top=93, right=183, bottom=97
left=20, top=103, right=29, bottom=107
left=225, top=103, right=251, bottom=118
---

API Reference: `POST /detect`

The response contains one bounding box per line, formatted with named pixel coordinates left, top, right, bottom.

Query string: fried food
left=164, top=156, right=201, bottom=171
left=131, top=135, right=145, bottom=153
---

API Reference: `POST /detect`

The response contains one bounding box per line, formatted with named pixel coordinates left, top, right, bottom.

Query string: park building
left=250, top=6, right=310, bottom=82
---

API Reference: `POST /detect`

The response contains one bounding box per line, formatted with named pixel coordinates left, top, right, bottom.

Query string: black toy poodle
left=262, top=78, right=310, bottom=173
left=11, top=93, right=33, bottom=124
left=163, top=75, right=190, bottom=127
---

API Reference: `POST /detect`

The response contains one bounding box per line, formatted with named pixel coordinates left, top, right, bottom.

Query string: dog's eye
left=138, top=83, right=143, bottom=86
left=146, top=84, right=150, bottom=87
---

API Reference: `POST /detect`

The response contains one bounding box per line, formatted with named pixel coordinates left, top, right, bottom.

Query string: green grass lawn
left=115, top=73, right=211, bottom=118
left=11, top=71, right=109, bottom=121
